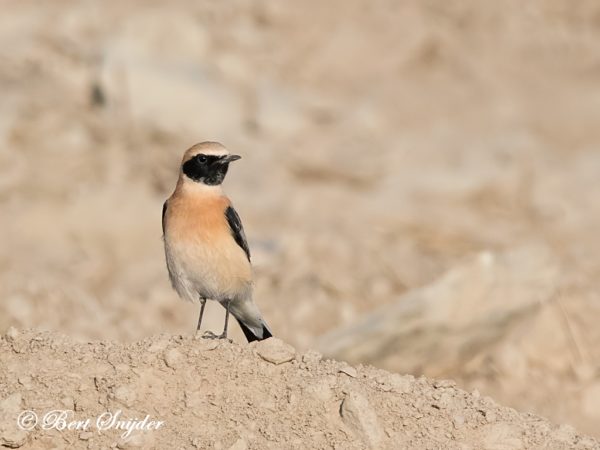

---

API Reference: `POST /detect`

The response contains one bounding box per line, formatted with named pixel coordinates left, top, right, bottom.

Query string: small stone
left=255, top=338, right=295, bottom=365
left=112, top=385, right=137, bottom=408
left=79, top=431, right=94, bottom=440
left=433, top=379, right=456, bottom=389
left=302, top=350, right=322, bottom=365
left=453, top=414, right=465, bottom=428
left=339, top=365, right=357, bottom=378
left=386, top=374, right=413, bottom=394
left=163, top=348, right=183, bottom=369
left=5, top=327, right=19, bottom=341
left=0, top=393, right=27, bottom=448
left=375, top=374, right=413, bottom=394
left=435, top=392, right=454, bottom=409
left=0, top=429, right=28, bottom=448
left=340, top=391, right=384, bottom=448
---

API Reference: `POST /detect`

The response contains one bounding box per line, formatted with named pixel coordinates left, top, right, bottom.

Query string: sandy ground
left=2, top=0, right=600, bottom=442
left=1, top=329, right=598, bottom=450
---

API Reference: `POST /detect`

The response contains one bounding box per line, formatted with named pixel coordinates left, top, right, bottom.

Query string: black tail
left=236, top=318, right=273, bottom=342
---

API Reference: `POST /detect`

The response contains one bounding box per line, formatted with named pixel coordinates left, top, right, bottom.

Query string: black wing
left=225, top=205, right=251, bottom=261
left=162, top=201, right=167, bottom=235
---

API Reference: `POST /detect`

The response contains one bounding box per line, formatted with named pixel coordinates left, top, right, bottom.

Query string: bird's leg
left=196, top=297, right=207, bottom=332
left=218, top=300, right=231, bottom=339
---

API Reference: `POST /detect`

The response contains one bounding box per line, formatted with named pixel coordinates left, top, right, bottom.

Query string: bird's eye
left=197, top=155, right=208, bottom=163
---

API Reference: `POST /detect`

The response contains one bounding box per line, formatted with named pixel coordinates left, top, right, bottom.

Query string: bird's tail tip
left=236, top=318, right=272, bottom=342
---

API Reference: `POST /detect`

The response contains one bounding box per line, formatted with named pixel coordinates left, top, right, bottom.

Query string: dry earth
left=2, top=0, right=600, bottom=441
left=1, top=329, right=598, bottom=450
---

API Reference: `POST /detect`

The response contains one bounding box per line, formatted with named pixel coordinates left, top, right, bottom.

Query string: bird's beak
left=219, top=154, right=241, bottom=164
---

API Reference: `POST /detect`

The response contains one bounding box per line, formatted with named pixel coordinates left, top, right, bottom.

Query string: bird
left=162, top=141, right=272, bottom=342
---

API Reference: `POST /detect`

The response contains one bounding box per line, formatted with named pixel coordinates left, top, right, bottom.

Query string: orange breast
left=165, top=193, right=231, bottom=244
left=163, top=189, right=252, bottom=299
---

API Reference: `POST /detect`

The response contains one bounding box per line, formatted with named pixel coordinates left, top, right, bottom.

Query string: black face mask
left=182, top=154, right=230, bottom=185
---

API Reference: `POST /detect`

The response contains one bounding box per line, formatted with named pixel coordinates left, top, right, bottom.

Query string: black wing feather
left=162, top=201, right=167, bottom=234
left=225, top=206, right=251, bottom=261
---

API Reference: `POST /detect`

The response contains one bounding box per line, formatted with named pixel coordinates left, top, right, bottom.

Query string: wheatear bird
left=162, top=142, right=272, bottom=342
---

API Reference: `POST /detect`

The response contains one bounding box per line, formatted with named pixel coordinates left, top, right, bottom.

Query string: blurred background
left=1, top=0, right=600, bottom=437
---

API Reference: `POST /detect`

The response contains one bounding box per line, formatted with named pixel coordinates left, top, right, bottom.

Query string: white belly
left=164, top=236, right=252, bottom=303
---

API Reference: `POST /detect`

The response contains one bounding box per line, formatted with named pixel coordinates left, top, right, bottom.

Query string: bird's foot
left=201, top=330, right=219, bottom=339
left=201, top=330, right=231, bottom=341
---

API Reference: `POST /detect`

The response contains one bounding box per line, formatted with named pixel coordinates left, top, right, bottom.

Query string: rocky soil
left=1, top=329, right=598, bottom=450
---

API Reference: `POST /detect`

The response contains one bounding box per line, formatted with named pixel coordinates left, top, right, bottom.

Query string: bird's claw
left=201, top=330, right=230, bottom=341
left=201, top=330, right=218, bottom=339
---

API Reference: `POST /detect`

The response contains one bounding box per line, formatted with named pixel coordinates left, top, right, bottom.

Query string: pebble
left=5, top=327, right=19, bottom=341
left=375, top=373, right=413, bottom=393
left=0, top=393, right=27, bottom=448
left=255, top=338, right=295, bottom=365
left=453, top=414, right=465, bottom=428
left=79, top=431, right=94, bottom=440
left=339, top=391, right=384, bottom=448
left=433, top=379, right=456, bottom=389
left=163, top=348, right=183, bottom=369
left=113, top=385, right=137, bottom=408
left=339, top=365, right=358, bottom=378
left=302, top=350, right=323, bottom=365
left=0, top=429, right=28, bottom=448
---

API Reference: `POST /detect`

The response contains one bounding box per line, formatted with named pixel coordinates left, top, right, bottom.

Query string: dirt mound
left=0, top=329, right=597, bottom=450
